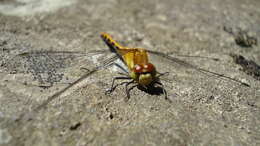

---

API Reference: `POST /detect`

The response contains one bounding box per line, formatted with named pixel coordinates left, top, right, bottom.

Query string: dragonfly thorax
left=130, top=63, right=157, bottom=85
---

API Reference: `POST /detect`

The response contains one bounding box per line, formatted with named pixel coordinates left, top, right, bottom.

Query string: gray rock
left=0, top=0, right=259, bottom=145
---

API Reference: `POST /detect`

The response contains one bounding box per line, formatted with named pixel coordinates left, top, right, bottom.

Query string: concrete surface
left=0, top=0, right=260, bottom=145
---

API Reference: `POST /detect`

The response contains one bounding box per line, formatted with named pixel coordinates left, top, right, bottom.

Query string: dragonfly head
left=131, top=63, right=157, bottom=85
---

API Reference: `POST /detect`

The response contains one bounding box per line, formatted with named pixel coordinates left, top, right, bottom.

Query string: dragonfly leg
left=156, top=71, right=170, bottom=78
left=117, top=72, right=129, bottom=77
left=80, top=67, right=90, bottom=72
left=125, top=80, right=137, bottom=101
left=154, top=81, right=169, bottom=102
left=106, top=76, right=132, bottom=95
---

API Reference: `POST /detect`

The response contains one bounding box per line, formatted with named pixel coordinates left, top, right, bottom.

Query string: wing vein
left=147, top=50, right=250, bottom=87
left=18, top=54, right=118, bottom=122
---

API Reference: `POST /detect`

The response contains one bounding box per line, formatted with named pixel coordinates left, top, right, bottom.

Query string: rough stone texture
left=0, top=0, right=260, bottom=145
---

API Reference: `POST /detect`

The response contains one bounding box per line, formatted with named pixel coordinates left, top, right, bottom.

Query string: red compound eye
left=134, top=64, right=143, bottom=73
left=143, top=63, right=155, bottom=72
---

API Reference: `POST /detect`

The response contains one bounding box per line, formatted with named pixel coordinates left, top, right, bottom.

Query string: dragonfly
left=99, top=32, right=249, bottom=100
left=100, top=32, right=168, bottom=101
left=12, top=32, right=249, bottom=122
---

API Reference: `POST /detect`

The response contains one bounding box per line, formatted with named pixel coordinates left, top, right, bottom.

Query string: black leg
left=156, top=72, right=170, bottom=78
left=106, top=76, right=132, bottom=94
left=125, top=80, right=137, bottom=101
left=117, top=72, right=129, bottom=76
left=80, top=67, right=90, bottom=72
left=154, top=81, right=169, bottom=102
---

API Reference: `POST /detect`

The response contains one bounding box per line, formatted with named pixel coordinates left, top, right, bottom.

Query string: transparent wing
left=1, top=49, right=118, bottom=121
left=17, top=54, right=119, bottom=121
left=139, top=49, right=251, bottom=103
left=4, top=50, right=121, bottom=85
left=147, top=50, right=249, bottom=87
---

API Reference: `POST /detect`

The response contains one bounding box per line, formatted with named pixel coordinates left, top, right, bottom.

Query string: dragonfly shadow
left=137, top=84, right=165, bottom=96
